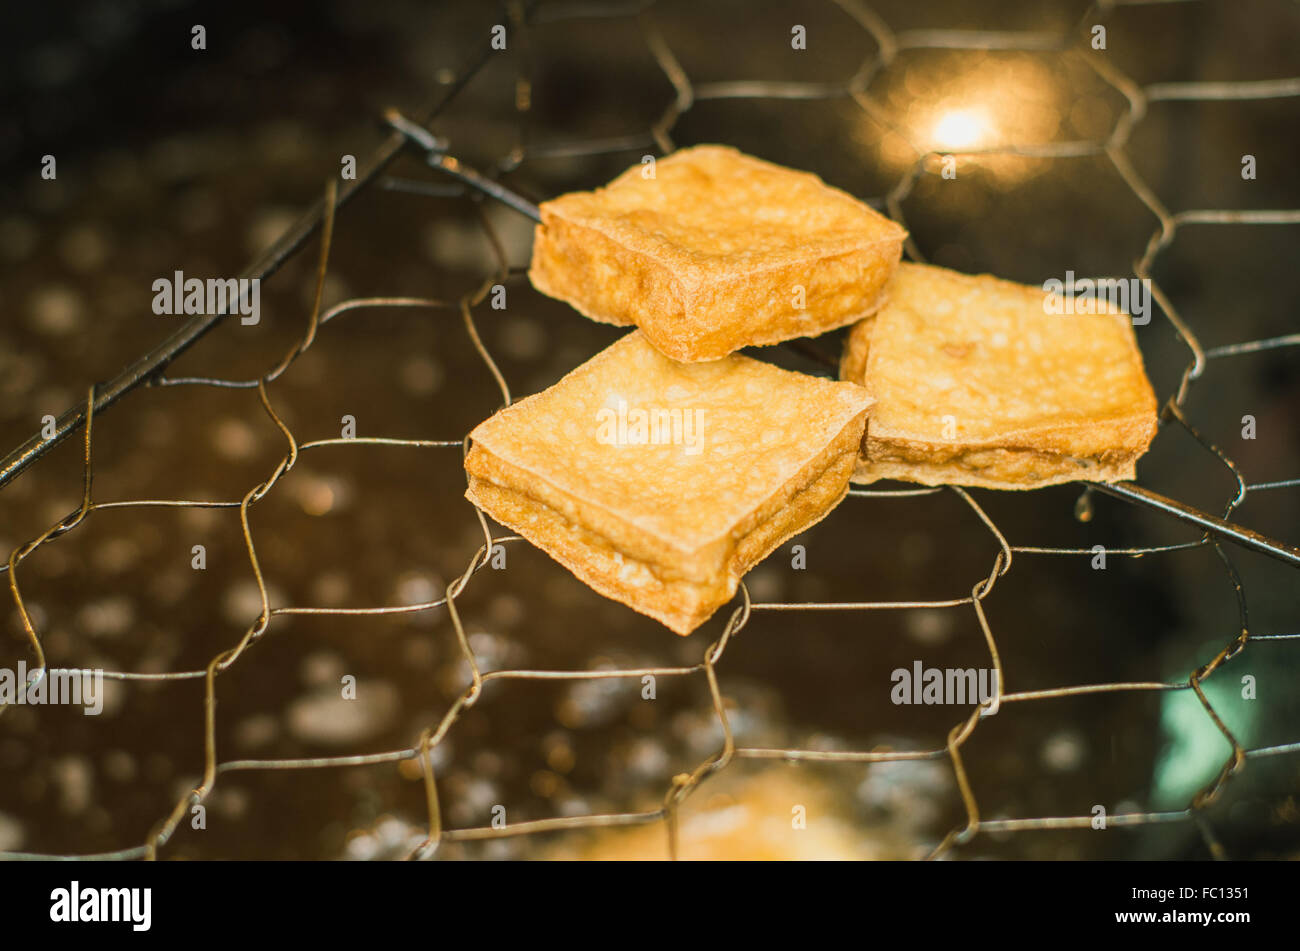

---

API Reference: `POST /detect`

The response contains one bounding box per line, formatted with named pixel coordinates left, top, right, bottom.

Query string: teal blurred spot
left=1152, top=668, right=1256, bottom=810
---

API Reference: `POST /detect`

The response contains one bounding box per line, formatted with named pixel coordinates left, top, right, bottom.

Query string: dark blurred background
left=1, top=0, right=1297, bottom=860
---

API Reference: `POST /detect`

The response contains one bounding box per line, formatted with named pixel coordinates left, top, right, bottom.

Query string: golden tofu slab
left=840, top=262, right=1158, bottom=490
left=465, top=331, right=872, bottom=634
left=529, top=145, right=906, bottom=362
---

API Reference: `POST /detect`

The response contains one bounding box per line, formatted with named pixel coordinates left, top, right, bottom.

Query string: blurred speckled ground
left=1, top=0, right=1298, bottom=859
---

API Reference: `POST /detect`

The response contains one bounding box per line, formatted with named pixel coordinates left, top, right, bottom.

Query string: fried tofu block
left=465, top=331, right=872, bottom=634
left=840, top=262, right=1158, bottom=490
left=529, top=145, right=906, bottom=362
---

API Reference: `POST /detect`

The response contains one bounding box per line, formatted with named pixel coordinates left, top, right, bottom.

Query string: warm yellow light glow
left=932, top=109, right=988, bottom=149
left=858, top=55, right=1064, bottom=184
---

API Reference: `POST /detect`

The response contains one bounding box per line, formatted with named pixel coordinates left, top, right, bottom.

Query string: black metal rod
left=383, top=109, right=543, bottom=224
left=1092, top=480, right=1300, bottom=567
left=0, top=20, right=511, bottom=491
left=425, top=153, right=543, bottom=223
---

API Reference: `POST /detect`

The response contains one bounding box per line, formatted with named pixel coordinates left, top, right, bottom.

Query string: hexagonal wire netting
left=2, top=0, right=1298, bottom=860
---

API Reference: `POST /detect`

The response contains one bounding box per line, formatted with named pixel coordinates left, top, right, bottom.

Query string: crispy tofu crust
left=465, top=331, right=873, bottom=634
left=839, top=262, right=1159, bottom=490
left=529, top=145, right=906, bottom=362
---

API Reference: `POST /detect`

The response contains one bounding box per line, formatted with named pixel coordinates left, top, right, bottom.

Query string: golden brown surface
left=529, top=145, right=906, bottom=362
left=543, top=766, right=908, bottom=860
left=465, top=331, right=873, bottom=634
left=840, top=262, right=1159, bottom=490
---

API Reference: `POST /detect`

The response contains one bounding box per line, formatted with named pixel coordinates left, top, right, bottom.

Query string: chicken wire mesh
left=1, top=0, right=1298, bottom=860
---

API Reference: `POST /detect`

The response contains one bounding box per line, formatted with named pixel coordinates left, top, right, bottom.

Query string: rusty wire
left=2, top=0, right=1299, bottom=861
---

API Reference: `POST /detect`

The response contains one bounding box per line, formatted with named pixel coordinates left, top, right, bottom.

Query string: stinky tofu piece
left=530, top=145, right=906, bottom=362
left=840, top=262, right=1158, bottom=489
left=466, top=331, right=872, bottom=634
